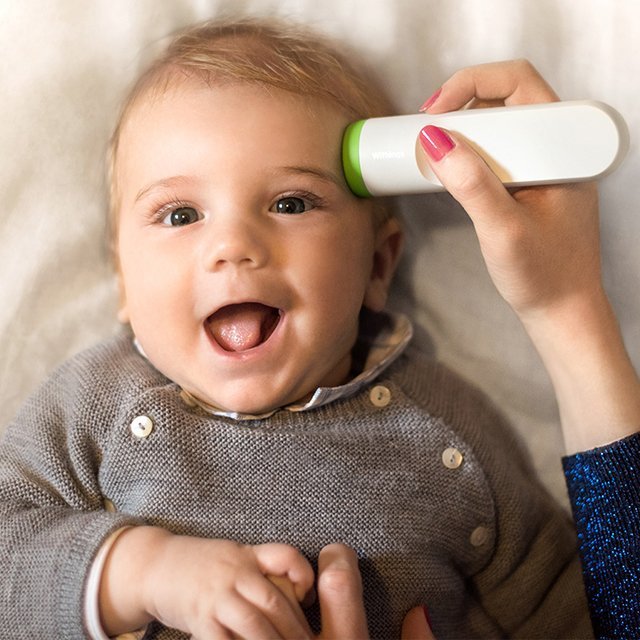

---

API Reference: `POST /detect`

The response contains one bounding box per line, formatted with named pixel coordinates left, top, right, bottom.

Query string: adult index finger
left=316, top=544, right=369, bottom=640
left=423, top=60, right=559, bottom=114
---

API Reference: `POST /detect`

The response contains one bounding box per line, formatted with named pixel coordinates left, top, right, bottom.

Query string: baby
left=0, top=17, right=592, bottom=639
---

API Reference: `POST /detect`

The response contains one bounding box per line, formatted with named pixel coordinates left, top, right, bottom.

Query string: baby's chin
left=157, top=337, right=355, bottom=416
left=185, top=386, right=315, bottom=416
left=183, top=362, right=352, bottom=416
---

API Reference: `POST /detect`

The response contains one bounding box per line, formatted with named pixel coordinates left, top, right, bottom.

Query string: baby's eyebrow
left=281, top=165, right=345, bottom=189
left=133, top=167, right=345, bottom=204
left=134, top=175, right=196, bottom=203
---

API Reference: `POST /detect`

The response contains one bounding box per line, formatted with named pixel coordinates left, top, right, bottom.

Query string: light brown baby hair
left=108, top=16, right=397, bottom=254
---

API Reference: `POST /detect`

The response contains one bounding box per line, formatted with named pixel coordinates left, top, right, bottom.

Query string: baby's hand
left=419, top=60, right=603, bottom=321
left=100, top=527, right=314, bottom=639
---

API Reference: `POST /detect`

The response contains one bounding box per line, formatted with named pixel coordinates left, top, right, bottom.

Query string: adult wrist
left=520, top=291, right=640, bottom=453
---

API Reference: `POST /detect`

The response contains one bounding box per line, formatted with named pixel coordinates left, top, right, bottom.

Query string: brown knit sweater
left=0, top=333, right=592, bottom=638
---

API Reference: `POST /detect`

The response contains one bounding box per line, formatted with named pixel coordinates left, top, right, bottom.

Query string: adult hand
left=313, top=543, right=433, bottom=639
left=418, top=59, right=600, bottom=319
left=417, top=60, right=640, bottom=453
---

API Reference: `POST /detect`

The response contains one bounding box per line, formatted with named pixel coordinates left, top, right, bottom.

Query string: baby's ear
left=364, top=217, right=404, bottom=312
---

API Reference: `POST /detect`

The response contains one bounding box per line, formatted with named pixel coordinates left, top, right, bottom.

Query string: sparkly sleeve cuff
left=563, top=432, right=640, bottom=639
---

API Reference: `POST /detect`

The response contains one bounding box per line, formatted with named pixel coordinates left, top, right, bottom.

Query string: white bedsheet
left=2, top=0, right=639, bottom=504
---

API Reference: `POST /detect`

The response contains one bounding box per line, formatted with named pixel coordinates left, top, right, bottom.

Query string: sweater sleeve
left=563, top=432, right=640, bottom=640
left=0, top=345, right=144, bottom=638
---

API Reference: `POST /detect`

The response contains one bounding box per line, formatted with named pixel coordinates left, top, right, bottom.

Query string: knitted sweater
left=0, top=333, right=592, bottom=639
left=564, top=433, right=640, bottom=640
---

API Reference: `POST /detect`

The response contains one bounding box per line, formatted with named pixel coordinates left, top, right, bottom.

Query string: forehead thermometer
left=342, top=101, right=629, bottom=197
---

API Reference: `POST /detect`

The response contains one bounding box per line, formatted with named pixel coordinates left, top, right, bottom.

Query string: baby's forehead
left=115, top=81, right=350, bottom=191
left=119, top=74, right=350, bottom=148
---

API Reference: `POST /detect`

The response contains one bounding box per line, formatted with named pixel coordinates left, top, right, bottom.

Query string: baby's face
left=115, top=80, right=395, bottom=414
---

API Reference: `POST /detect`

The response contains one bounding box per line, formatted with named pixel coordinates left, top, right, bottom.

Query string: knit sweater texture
left=0, top=333, right=592, bottom=639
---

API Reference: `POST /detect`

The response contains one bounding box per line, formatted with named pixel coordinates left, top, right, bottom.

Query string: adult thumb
left=401, top=605, right=436, bottom=639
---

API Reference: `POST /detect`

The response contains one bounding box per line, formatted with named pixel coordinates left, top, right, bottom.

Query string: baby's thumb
left=401, top=605, right=436, bottom=639
left=253, top=543, right=315, bottom=602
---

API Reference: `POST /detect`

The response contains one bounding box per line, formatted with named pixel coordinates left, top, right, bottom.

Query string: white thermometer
left=342, top=101, right=629, bottom=197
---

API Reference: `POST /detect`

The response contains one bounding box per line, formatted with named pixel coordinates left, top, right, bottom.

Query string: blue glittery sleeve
left=563, top=432, right=640, bottom=640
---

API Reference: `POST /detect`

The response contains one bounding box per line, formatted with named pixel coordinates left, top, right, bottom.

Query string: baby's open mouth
left=206, top=303, right=281, bottom=352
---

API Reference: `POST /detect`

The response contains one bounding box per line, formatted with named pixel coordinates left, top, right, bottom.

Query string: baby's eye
left=273, top=196, right=312, bottom=215
left=161, top=206, right=201, bottom=227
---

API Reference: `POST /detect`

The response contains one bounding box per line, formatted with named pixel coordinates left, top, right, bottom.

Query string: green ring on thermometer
left=341, top=119, right=372, bottom=198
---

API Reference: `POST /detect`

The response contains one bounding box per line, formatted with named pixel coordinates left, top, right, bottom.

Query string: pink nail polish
left=419, top=87, right=442, bottom=112
left=422, top=605, right=433, bottom=628
left=419, top=125, right=455, bottom=162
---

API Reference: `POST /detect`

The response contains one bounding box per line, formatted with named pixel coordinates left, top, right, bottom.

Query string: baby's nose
left=202, top=216, right=270, bottom=270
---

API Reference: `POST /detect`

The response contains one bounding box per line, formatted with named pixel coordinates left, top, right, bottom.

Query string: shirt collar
left=138, top=311, right=413, bottom=421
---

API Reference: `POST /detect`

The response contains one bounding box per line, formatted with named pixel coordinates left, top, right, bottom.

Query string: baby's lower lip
left=206, top=303, right=281, bottom=353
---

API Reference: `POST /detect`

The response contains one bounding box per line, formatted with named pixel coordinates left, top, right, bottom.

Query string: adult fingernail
left=419, top=87, right=442, bottom=112
left=422, top=605, right=433, bottom=628
left=302, top=586, right=317, bottom=608
left=419, top=125, right=455, bottom=162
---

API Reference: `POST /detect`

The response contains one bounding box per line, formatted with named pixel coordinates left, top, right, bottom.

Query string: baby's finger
left=418, top=125, right=521, bottom=230
left=424, top=59, right=558, bottom=114
left=268, top=574, right=297, bottom=601
left=252, top=543, right=315, bottom=602
left=268, top=575, right=314, bottom=635
left=215, top=590, right=288, bottom=640
left=188, top=609, right=234, bottom=640
left=236, top=573, right=312, bottom=639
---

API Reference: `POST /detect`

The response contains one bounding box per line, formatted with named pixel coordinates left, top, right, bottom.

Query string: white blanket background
left=2, top=0, right=639, bottom=505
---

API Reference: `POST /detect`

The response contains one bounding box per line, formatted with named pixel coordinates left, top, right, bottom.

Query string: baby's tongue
left=208, top=303, right=274, bottom=352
